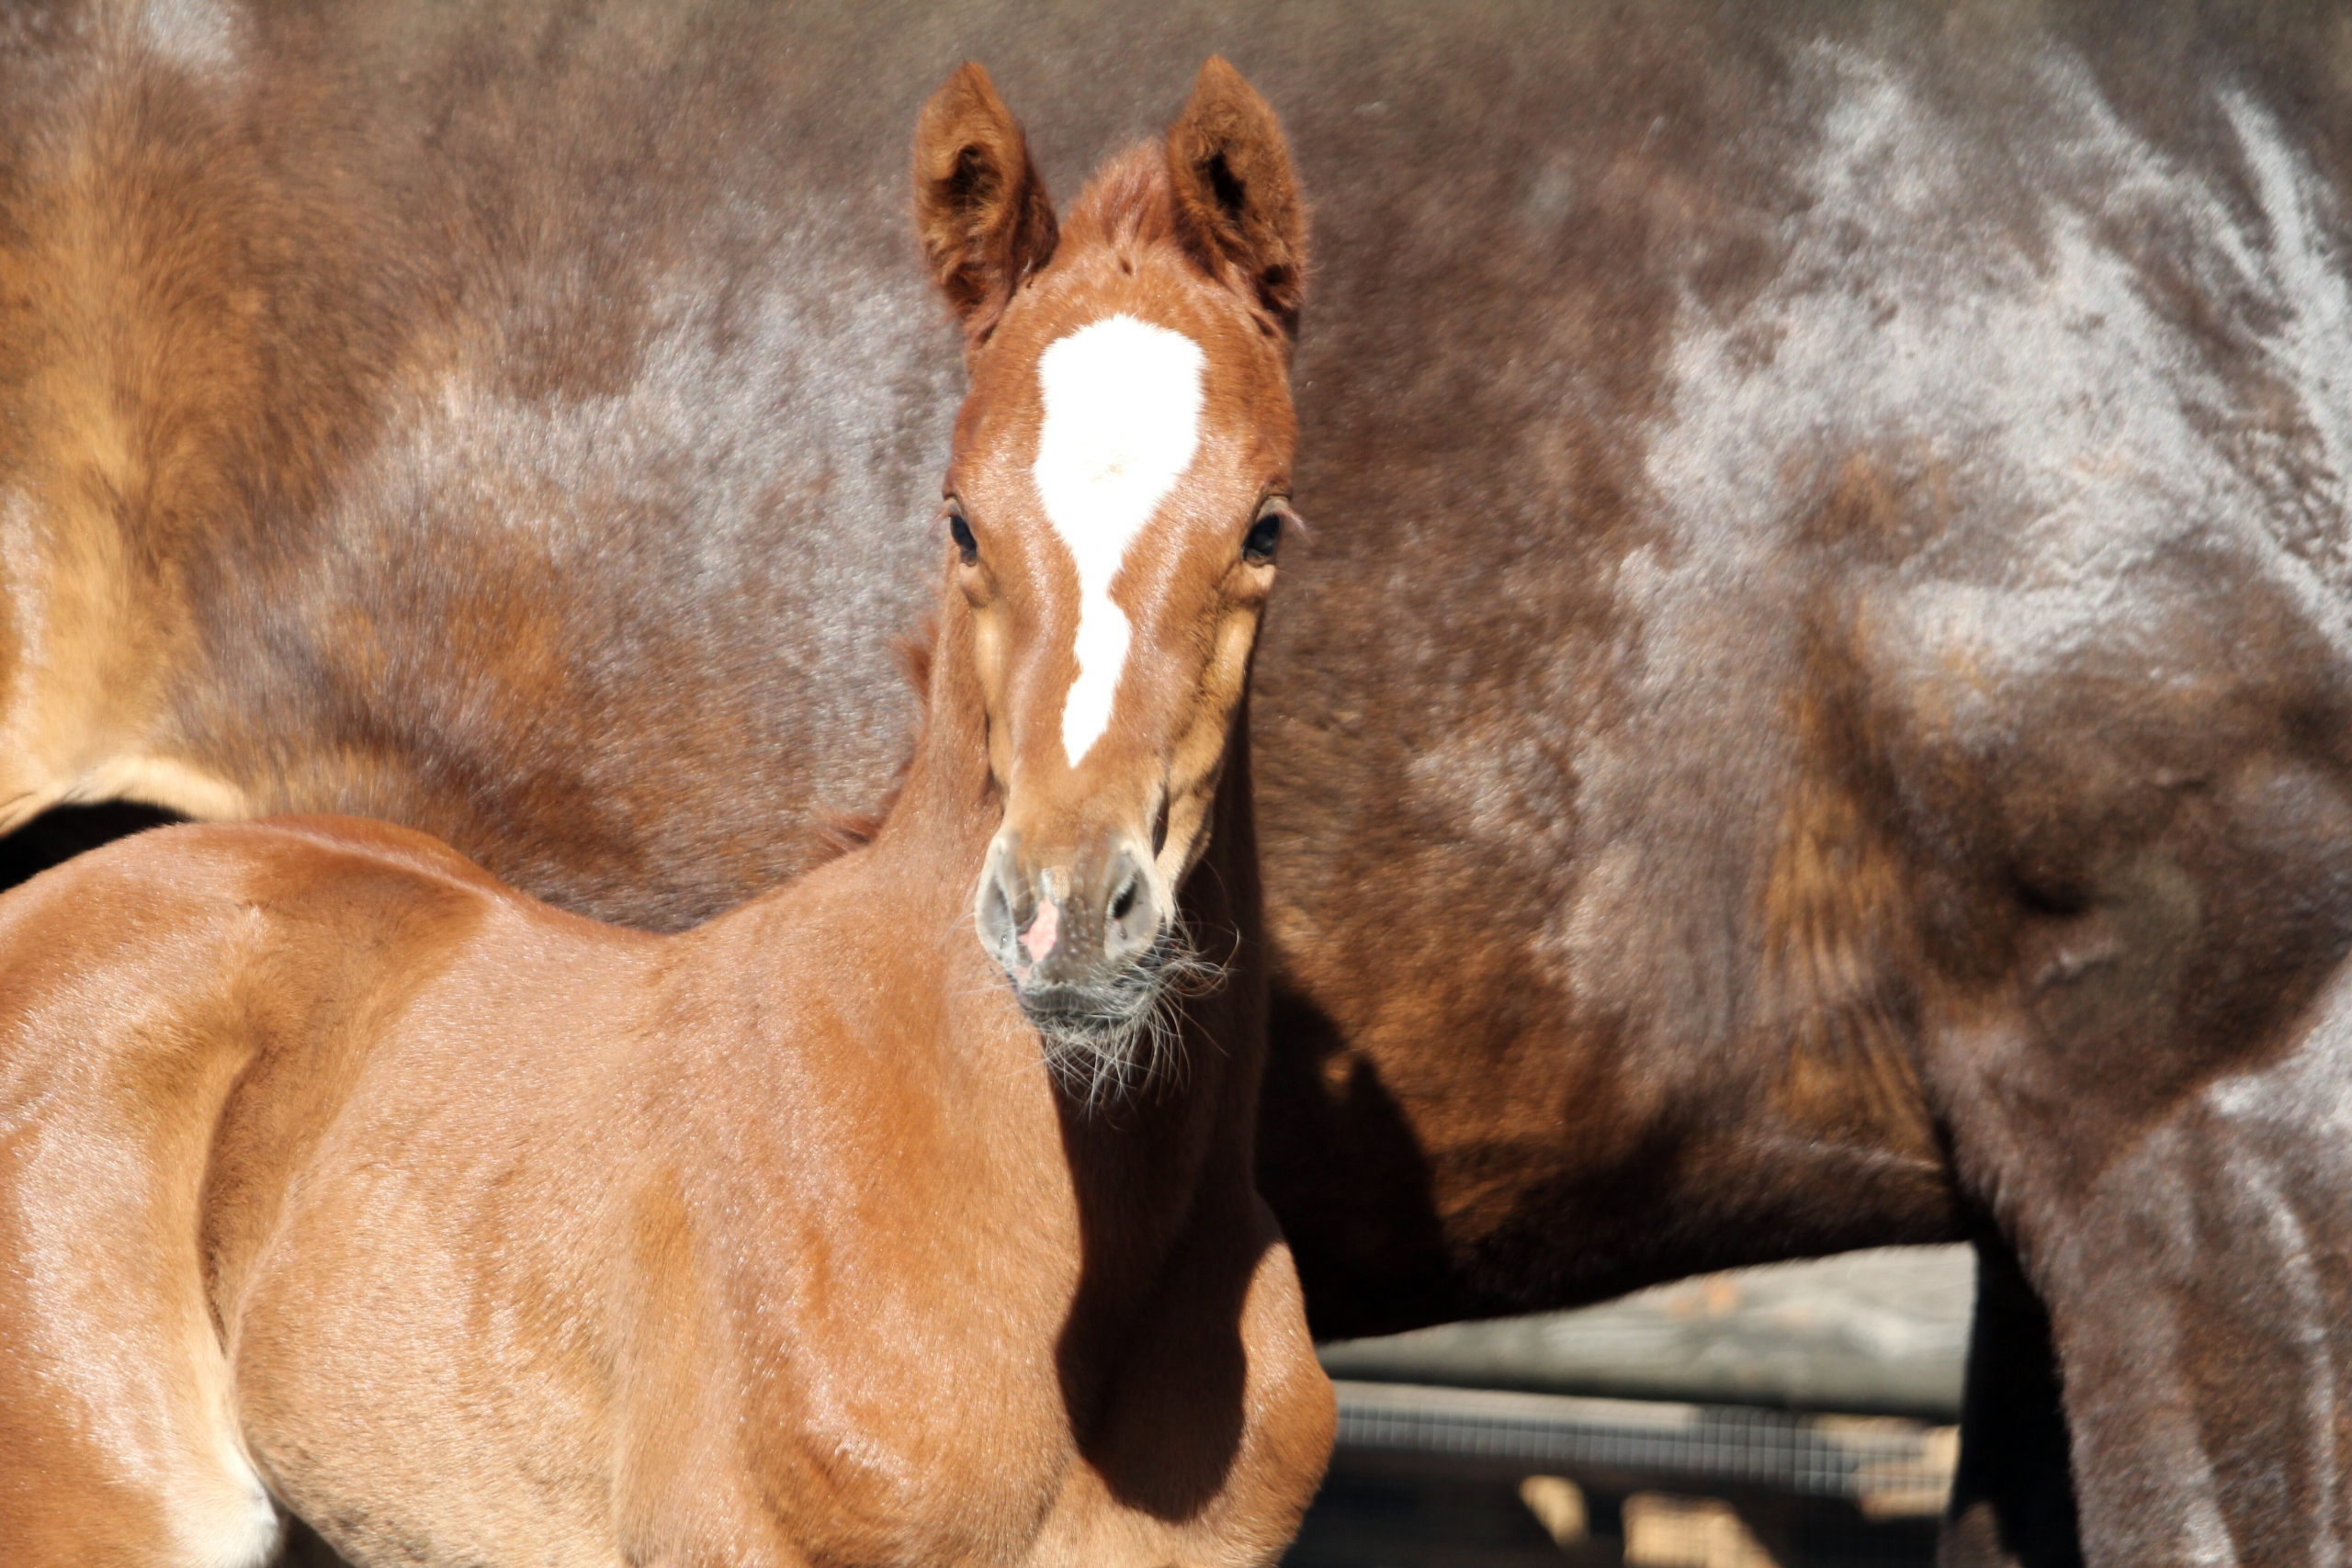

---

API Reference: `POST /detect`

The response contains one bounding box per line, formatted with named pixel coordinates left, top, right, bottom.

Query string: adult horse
left=6, top=2, right=2352, bottom=1562
left=0, top=59, right=1335, bottom=1567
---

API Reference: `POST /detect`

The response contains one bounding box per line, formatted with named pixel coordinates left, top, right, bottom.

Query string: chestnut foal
left=0, top=59, right=1330, bottom=1568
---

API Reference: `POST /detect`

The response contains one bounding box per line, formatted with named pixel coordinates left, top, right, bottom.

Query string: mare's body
left=9, top=3, right=2352, bottom=1561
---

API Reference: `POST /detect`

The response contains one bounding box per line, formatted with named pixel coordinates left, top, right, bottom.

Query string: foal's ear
left=1166, top=58, right=1307, bottom=335
left=914, top=62, right=1058, bottom=340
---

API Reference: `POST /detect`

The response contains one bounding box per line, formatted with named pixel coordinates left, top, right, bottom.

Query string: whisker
left=1029, top=909, right=1229, bottom=1109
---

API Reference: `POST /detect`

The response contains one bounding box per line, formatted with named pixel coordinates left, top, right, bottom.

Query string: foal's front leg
left=0, top=882, right=281, bottom=1568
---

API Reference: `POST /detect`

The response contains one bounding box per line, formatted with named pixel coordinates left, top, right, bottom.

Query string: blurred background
left=1287, top=1247, right=1972, bottom=1568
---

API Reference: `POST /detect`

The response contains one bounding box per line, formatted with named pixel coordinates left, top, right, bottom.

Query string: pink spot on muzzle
left=1019, top=899, right=1061, bottom=966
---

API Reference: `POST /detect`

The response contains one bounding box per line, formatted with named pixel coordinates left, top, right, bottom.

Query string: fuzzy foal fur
left=0, top=59, right=1332, bottom=1568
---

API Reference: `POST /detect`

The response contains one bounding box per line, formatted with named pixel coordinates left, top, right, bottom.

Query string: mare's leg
left=1939, top=955, right=2352, bottom=1567
left=1940, top=1237, right=2083, bottom=1568
left=0, top=878, right=278, bottom=1567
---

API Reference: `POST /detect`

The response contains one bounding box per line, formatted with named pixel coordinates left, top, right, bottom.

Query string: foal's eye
left=948, top=511, right=979, bottom=565
left=1242, top=508, right=1283, bottom=565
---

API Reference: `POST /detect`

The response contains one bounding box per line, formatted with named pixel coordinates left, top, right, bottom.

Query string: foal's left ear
left=1166, top=58, right=1307, bottom=335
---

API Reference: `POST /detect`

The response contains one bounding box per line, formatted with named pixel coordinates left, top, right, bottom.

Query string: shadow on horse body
left=17, top=4, right=2352, bottom=1563
left=0, top=60, right=1333, bottom=1567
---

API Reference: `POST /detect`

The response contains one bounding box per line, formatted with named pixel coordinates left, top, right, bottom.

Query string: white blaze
left=1032, top=315, right=1205, bottom=765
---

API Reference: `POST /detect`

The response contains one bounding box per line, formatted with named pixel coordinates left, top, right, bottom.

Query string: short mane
left=1059, top=140, right=1302, bottom=339
left=1057, top=144, right=1182, bottom=265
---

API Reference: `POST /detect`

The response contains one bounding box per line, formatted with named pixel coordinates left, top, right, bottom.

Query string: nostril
left=977, top=865, right=1017, bottom=957
left=1105, top=853, right=1159, bottom=957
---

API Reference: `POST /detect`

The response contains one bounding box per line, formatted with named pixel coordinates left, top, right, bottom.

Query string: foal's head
left=913, top=59, right=1306, bottom=1086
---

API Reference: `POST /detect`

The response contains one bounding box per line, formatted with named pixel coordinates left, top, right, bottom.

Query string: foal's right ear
left=914, top=62, right=1058, bottom=341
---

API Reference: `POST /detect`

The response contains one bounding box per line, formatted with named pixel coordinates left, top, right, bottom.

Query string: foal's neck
left=869, top=592, right=1003, bottom=879
left=868, top=583, right=1266, bottom=1156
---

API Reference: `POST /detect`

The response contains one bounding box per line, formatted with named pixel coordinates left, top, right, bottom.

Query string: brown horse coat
left=0, top=57, right=1334, bottom=1567
left=10, top=4, right=2352, bottom=1563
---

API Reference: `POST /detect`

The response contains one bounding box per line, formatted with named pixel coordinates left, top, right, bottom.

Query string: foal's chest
left=230, top=1122, right=1091, bottom=1565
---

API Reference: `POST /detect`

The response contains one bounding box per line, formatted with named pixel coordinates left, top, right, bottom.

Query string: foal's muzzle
left=976, top=833, right=1166, bottom=1035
